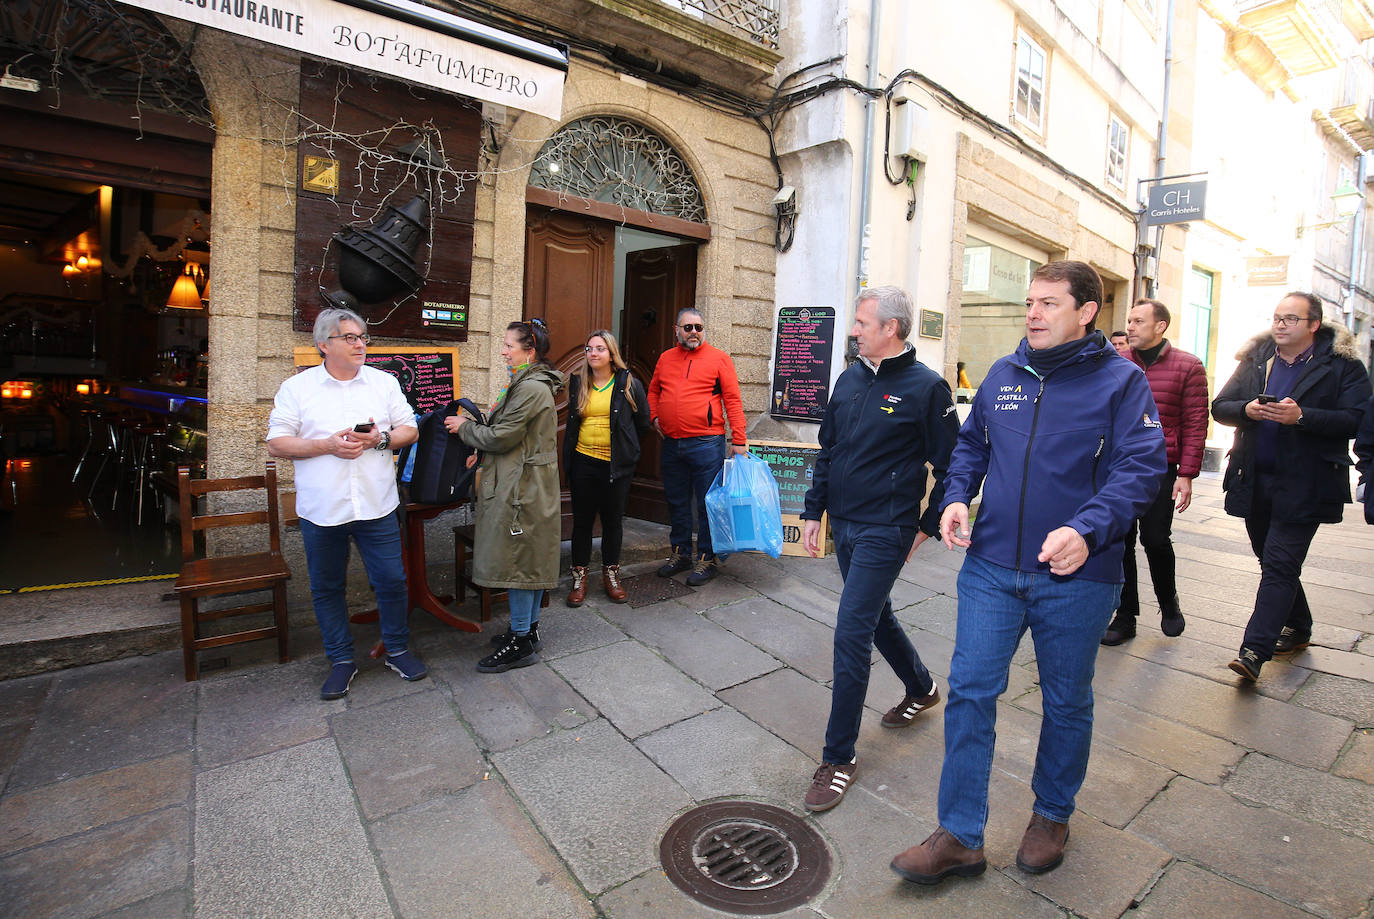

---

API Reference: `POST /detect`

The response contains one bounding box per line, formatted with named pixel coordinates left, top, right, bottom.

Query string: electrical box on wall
left=890, top=81, right=930, bottom=163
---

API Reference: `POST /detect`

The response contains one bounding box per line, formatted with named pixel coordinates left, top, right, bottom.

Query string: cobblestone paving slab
left=1223, top=751, right=1374, bottom=842
left=91, top=889, right=187, bottom=919
left=1130, top=777, right=1374, bottom=919
left=0, top=806, right=188, bottom=919
left=1130, top=860, right=1319, bottom=919
left=597, top=870, right=823, bottom=919
left=637, top=706, right=816, bottom=804
left=549, top=640, right=720, bottom=739
left=599, top=598, right=781, bottom=690
left=7, top=655, right=193, bottom=790
left=530, top=603, right=629, bottom=658
left=1100, top=632, right=1311, bottom=701
left=1090, top=653, right=1352, bottom=769
left=0, top=752, right=189, bottom=855
left=1334, top=730, right=1374, bottom=783
left=194, top=659, right=341, bottom=768
left=718, top=667, right=833, bottom=760
left=193, top=739, right=391, bottom=919
left=704, top=597, right=837, bottom=682
left=371, top=781, right=594, bottom=919
left=492, top=717, right=692, bottom=894
left=332, top=689, right=485, bottom=820
left=429, top=643, right=596, bottom=753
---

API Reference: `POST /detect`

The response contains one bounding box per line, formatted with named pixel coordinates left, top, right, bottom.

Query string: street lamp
left=1297, top=181, right=1365, bottom=235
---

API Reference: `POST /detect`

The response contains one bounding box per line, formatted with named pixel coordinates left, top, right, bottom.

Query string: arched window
left=529, top=116, right=705, bottom=223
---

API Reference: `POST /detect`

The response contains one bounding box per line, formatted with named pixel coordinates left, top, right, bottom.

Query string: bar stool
left=124, top=423, right=163, bottom=524
left=70, top=409, right=102, bottom=484
left=110, top=417, right=140, bottom=511
left=86, top=418, right=121, bottom=499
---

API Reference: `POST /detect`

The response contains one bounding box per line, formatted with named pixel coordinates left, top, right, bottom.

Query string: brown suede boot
left=1016, top=813, right=1069, bottom=874
left=566, top=566, right=587, bottom=607
left=890, top=827, right=986, bottom=885
left=602, top=565, right=627, bottom=603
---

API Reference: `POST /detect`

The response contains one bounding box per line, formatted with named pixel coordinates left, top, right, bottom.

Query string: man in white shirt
left=267, top=308, right=423, bottom=699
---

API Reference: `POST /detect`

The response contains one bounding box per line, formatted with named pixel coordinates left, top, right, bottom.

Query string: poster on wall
left=770, top=307, right=835, bottom=422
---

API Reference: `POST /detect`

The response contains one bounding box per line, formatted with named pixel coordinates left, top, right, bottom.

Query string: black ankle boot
left=477, top=633, right=539, bottom=673
left=1159, top=595, right=1185, bottom=637
left=1100, top=612, right=1137, bottom=646
left=489, top=621, right=542, bottom=652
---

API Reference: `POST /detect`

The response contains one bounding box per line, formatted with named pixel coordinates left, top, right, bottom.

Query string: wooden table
left=351, top=501, right=480, bottom=655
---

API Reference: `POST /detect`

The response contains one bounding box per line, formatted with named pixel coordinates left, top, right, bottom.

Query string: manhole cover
left=659, top=801, right=831, bottom=915
left=620, top=574, right=694, bottom=608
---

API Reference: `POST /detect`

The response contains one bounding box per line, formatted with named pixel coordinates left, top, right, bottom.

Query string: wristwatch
left=375, top=429, right=392, bottom=451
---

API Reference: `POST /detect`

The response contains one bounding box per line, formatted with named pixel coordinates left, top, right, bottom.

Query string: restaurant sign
left=124, top=0, right=567, bottom=118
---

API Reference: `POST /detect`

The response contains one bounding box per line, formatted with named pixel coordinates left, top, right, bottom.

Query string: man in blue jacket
left=890, top=261, right=1165, bottom=884
left=799, top=286, right=960, bottom=813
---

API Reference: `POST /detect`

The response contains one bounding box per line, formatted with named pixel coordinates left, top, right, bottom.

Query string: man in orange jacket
left=648, top=307, right=749, bottom=585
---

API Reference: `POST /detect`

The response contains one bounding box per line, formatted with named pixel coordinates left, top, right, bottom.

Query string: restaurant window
left=960, top=235, right=1045, bottom=385
left=1014, top=30, right=1048, bottom=135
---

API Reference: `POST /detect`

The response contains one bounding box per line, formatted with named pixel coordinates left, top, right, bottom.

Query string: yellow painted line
left=4, top=573, right=178, bottom=594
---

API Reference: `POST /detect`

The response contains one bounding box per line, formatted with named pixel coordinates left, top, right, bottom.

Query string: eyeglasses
left=584, top=345, right=609, bottom=354
left=679, top=323, right=704, bottom=333
left=1272, top=315, right=1313, bottom=327
left=328, top=333, right=370, bottom=345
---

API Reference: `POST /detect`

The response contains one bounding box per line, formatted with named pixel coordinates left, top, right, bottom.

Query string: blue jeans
left=938, top=553, right=1120, bottom=848
left=508, top=588, right=543, bottom=634
left=299, top=509, right=409, bottom=663
left=661, top=434, right=726, bottom=557
left=823, top=518, right=933, bottom=764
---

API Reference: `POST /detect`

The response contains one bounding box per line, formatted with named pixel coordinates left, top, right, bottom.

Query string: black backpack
left=398, top=398, right=485, bottom=504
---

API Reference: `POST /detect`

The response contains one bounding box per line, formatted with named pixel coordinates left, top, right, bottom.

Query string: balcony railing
left=660, top=0, right=780, bottom=49
left=1329, top=57, right=1374, bottom=149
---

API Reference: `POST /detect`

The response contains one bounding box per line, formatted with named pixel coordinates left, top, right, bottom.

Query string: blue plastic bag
left=705, top=451, right=784, bottom=558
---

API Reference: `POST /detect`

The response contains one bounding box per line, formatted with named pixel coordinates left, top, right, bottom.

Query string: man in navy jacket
left=891, top=261, right=1165, bottom=884
left=799, top=286, right=959, bottom=814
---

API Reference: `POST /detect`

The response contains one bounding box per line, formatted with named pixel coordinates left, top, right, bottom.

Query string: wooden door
left=620, top=244, right=699, bottom=523
left=523, top=207, right=614, bottom=536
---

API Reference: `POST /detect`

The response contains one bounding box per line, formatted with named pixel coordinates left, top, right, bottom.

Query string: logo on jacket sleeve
left=1142, top=412, right=1162, bottom=429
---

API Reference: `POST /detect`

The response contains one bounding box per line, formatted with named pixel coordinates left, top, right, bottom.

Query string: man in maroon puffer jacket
left=1101, top=298, right=1209, bottom=645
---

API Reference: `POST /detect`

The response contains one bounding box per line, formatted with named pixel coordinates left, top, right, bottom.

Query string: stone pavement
left=2, top=472, right=1373, bottom=919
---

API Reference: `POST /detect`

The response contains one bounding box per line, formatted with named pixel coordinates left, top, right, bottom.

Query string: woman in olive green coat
left=447, top=318, right=563, bottom=672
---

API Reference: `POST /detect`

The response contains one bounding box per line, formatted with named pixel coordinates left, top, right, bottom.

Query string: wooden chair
left=174, top=462, right=291, bottom=681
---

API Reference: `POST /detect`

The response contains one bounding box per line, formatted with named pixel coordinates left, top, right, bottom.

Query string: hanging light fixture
left=166, top=263, right=203, bottom=310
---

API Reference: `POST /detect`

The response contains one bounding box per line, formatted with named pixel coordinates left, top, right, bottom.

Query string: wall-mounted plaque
left=919, top=309, right=944, bottom=339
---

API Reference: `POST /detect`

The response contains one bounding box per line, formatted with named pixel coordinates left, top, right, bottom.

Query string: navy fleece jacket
left=941, top=332, right=1167, bottom=583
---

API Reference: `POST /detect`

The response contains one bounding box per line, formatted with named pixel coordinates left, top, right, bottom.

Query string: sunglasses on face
left=680, top=323, right=703, bottom=333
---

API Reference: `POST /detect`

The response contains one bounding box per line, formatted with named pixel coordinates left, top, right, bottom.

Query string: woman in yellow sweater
left=562, top=330, right=651, bottom=605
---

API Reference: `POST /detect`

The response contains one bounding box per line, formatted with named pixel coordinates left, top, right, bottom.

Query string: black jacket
left=1355, top=393, right=1374, bottom=525
left=1211, top=322, right=1372, bottom=524
left=802, top=346, right=959, bottom=536
left=563, top=368, right=651, bottom=482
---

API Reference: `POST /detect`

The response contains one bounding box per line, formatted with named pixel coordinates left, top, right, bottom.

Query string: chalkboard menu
left=771, top=307, right=835, bottom=422
left=293, top=347, right=461, bottom=414
left=748, top=440, right=828, bottom=557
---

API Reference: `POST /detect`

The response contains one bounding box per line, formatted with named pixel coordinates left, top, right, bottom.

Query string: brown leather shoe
left=566, top=566, right=587, bottom=607
left=1016, top=813, right=1069, bottom=874
left=602, top=565, right=627, bottom=603
left=890, top=827, right=986, bottom=884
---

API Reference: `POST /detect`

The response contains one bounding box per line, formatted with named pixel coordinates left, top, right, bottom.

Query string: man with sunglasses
left=648, top=307, right=749, bottom=585
left=1212, top=292, right=1371, bottom=681
left=267, top=307, right=424, bottom=700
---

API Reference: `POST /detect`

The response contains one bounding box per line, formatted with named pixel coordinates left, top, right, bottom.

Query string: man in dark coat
left=1211, top=292, right=1372, bottom=681
left=1102, top=298, right=1209, bottom=645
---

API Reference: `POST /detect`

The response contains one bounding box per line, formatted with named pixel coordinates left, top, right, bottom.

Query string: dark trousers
left=1119, top=466, right=1178, bottom=618
left=823, top=517, right=933, bottom=765
left=661, top=434, right=726, bottom=558
left=1242, top=473, right=1318, bottom=662
left=569, top=451, right=633, bottom=568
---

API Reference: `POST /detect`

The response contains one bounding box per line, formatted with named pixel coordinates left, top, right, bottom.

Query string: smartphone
left=1256, top=394, right=1279, bottom=404
left=353, top=421, right=376, bottom=433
